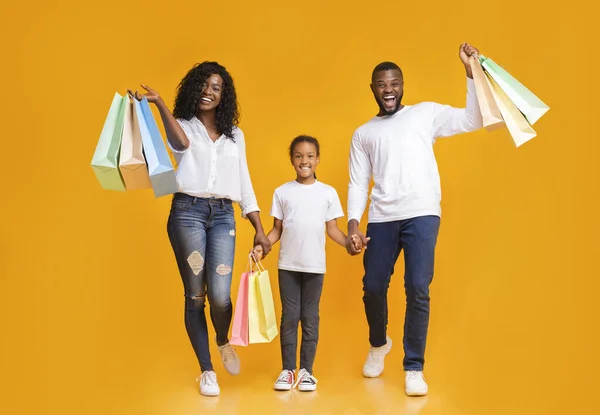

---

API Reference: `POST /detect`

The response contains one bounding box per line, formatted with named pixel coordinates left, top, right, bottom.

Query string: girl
left=253, top=135, right=359, bottom=392
left=129, top=61, right=271, bottom=397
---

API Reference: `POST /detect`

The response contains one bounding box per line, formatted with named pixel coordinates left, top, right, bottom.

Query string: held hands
left=345, top=232, right=370, bottom=256
left=459, top=43, right=480, bottom=78
left=252, top=233, right=272, bottom=260
left=251, top=233, right=367, bottom=260
left=251, top=245, right=264, bottom=261
left=127, top=84, right=163, bottom=105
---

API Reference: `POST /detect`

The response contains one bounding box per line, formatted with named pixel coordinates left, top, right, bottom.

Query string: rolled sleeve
left=167, top=119, right=191, bottom=153
left=237, top=131, right=260, bottom=218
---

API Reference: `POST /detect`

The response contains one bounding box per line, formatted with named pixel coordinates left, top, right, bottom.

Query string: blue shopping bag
left=134, top=98, right=179, bottom=198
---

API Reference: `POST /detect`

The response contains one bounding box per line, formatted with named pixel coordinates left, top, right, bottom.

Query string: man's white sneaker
left=218, top=342, right=240, bottom=375
left=274, top=370, right=295, bottom=391
left=197, top=371, right=220, bottom=397
left=362, top=336, right=392, bottom=378
left=405, top=371, right=428, bottom=396
left=294, top=368, right=318, bottom=392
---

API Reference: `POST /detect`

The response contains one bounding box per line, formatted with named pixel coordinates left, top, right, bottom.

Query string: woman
left=130, top=61, right=272, bottom=397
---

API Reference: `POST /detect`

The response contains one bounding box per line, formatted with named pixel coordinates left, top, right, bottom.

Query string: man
left=346, top=43, right=483, bottom=396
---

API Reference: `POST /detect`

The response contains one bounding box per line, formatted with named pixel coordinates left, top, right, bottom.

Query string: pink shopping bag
left=230, top=260, right=251, bottom=346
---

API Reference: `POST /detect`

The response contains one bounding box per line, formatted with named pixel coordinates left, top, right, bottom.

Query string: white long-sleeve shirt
left=168, top=117, right=260, bottom=218
left=347, top=77, right=482, bottom=224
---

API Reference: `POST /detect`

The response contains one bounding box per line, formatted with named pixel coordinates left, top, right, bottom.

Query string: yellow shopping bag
left=248, top=256, right=278, bottom=343
left=485, top=71, right=537, bottom=147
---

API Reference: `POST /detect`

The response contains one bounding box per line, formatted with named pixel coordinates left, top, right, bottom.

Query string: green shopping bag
left=479, top=55, right=549, bottom=125
left=91, top=93, right=127, bottom=192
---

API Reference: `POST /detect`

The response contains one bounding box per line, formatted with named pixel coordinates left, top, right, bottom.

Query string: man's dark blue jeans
left=362, top=215, right=440, bottom=371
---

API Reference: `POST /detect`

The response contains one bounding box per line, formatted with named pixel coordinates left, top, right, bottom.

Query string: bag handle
left=249, top=253, right=266, bottom=273
left=245, top=254, right=255, bottom=273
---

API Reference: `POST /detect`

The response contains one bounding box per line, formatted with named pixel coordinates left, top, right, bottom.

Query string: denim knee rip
left=216, top=264, right=232, bottom=275
left=186, top=292, right=206, bottom=309
left=187, top=251, right=204, bottom=275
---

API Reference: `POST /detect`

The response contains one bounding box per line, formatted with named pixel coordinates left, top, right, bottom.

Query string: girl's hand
left=127, top=84, right=163, bottom=105
left=254, top=232, right=272, bottom=258
left=351, top=234, right=369, bottom=251
left=251, top=245, right=264, bottom=260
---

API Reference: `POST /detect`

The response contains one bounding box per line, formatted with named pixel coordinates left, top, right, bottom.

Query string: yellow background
left=2, top=0, right=599, bottom=414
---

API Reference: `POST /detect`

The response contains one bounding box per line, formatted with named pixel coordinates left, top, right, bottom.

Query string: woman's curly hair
left=173, top=61, right=240, bottom=140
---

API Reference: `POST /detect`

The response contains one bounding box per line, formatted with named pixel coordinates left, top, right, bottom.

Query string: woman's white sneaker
left=362, top=336, right=392, bottom=378
left=197, top=371, right=220, bottom=396
left=274, top=370, right=295, bottom=391
left=405, top=371, right=428, bottom=396
left=294, top=368, right=318, bottom=392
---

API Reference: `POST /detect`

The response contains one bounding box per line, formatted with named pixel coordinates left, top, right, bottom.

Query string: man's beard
left=376, top=93, right=403, bottom=115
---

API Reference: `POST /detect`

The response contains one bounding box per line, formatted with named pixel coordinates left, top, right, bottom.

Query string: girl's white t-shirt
left=270, top=180, right=344, bottom=274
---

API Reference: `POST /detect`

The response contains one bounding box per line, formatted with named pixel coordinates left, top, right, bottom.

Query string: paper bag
left=91, top=93, right=127, bottom=192
left=248, top=259, right=278, bottom=343
left=230, top=262, right=250, bottom=347
left=118, top=97, right=152, bottom=190
left=480, top=55, right=549, bottom=125
left=136, top=98, right=179, bottom=198
left=485, top=71, right=537, bottom=147
left=470, top=56, right=504, bottom=131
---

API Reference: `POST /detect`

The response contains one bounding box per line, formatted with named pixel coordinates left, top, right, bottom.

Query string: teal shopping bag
left=479, top=55, right=549, bottom=125
left=91, top=93, right=127, bottom=192
left=134, top=98, right=179, bottom=198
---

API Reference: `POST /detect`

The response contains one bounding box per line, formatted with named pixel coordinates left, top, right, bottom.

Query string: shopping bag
left=118, top=96, right=152, bottom=190
left=230, top=260, right=251, bottom=347
left=91, top=93, right=127, bottom=192
left=485, top=71, right=537, bottom=147
left=469, top=56, right=504, bottom=131
left=479, top=55, right=549, bottom=125
left=136, top=98, right=179, bottom=198
left=248, top=257, right=278, bottom=343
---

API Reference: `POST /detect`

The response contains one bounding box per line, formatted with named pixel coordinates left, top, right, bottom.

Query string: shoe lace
left=222, top=345, right=236, bottom=361
left=368, top=338, right=390, bottom=361
left=277, top=370, right=293, bottom=383
left=293, top=369, right=317, bottom=388
left=369, top=346, right=383, bottom=360
left=407, top=371, right=422, bottom=381
left=197, top=371, right=217, bottom=386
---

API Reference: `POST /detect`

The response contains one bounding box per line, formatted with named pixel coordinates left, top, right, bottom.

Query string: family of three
left=127, top=42, right=483, bottom=397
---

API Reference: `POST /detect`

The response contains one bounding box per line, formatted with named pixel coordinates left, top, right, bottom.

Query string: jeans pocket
left=172, top=199, right=192, bottom=211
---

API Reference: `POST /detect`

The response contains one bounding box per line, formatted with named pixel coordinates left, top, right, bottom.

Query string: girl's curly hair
left=173, top=61, right=240, bottom=140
